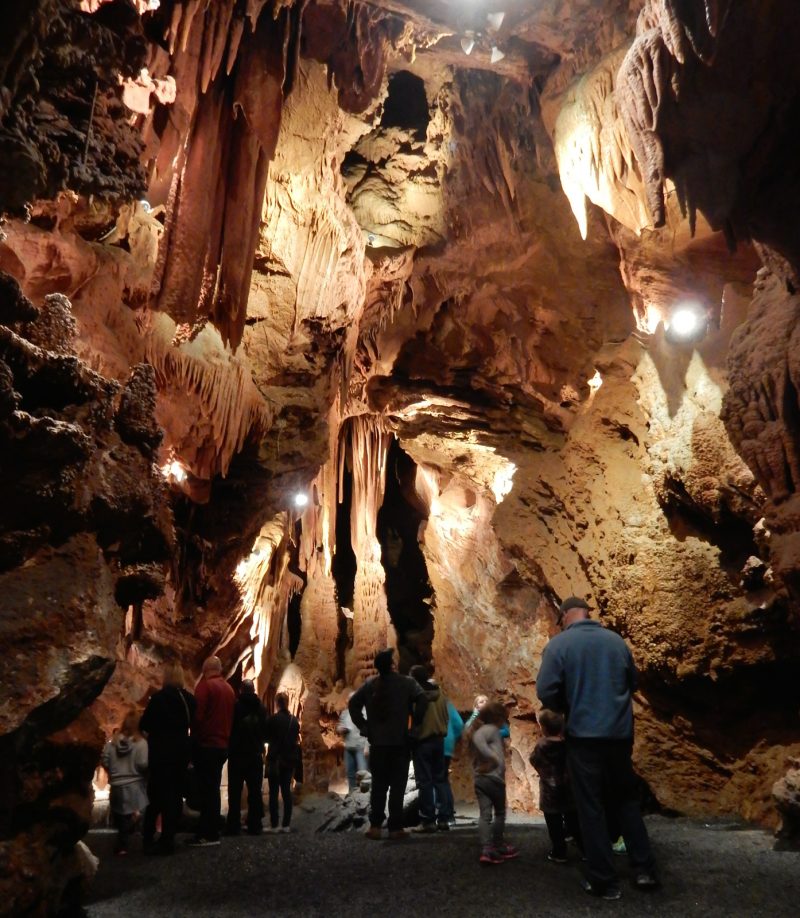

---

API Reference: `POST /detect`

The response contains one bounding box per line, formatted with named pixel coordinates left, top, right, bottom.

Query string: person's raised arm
left=410, top=680, right=428, bottom=729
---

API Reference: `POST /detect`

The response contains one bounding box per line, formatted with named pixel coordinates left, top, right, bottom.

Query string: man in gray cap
left=536, top=597, right=658, bottom=900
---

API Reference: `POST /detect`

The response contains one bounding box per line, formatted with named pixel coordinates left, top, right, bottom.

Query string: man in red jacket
left=188, top=656, right=236, bottom=846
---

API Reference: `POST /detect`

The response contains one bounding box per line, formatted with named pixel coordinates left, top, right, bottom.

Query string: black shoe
left=547, top=851, right=568, bottom=864
left=582, top=878, right=622, bottom=900
left=436, top=822, right=450, bottom=832
left=633, top=871, right=660, bottom=891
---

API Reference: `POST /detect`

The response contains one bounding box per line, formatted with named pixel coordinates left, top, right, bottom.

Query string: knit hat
left=557, top=596, right=590, bottom=616
left=374, top=648, right=394, bottom=675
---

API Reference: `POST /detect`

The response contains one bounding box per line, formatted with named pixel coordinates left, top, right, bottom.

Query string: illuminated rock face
left=3, top=1, right=800, bottom=908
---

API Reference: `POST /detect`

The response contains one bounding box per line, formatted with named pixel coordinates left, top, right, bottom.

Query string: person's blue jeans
left=413, top=735, right=449, bottom=824
left=345, top=747, right=368, bottom=791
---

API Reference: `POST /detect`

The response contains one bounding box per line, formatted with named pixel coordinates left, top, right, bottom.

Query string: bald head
left=202, top=655, right=223, bottom=677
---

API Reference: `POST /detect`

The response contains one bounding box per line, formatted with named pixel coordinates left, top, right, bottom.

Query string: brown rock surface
left=3, top=3, right=800, bottom=909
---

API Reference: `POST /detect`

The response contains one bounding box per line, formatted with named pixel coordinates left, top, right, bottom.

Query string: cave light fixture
left=588, top=369, right=603, bottom=395
left=160, top=456, right=187, bottom=484
left=460, top=35, right=475, bottom=56
left=490, top=46, right=506, bottom=64
left=666, top=301, right=708, bottom=344
left=294, top=492, right=309, bottom=509
left=486, top=12, right=505, bottom=32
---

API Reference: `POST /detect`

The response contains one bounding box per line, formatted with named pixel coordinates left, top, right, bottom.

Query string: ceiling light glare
left=486, top=12, right=505, bottom=31
left=490, top=46, right=505, bottom=64
left=666, top=303, right=707, bottom=343
left=294, top=493, right=309, bottom=509
left=460, top=37, right=475, bottom=55
left=161, top=459, right=187, bottom=483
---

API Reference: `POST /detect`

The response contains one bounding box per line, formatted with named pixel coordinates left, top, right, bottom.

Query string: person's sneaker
left=448, top=818, right=457, bottom=828
left=365, top=826, right=383, bottom=840
left=479, top=847, right=505, bottom=865
left=412, top=822, right=438, bottom=834
left=186, top=837, right=220, bottom=847
left=633, top=871, right=660, bottom=891
left=436, top=821, right=450, bottom=832
left=279, top=826, right=291, bottom=834
left=582, top=878, right=622, bottom=900
left=265, top=826, right=279, bottom=834
left=612, top=836, right=627, bottom=855
left=547, top=851, right=568, bottom=864
left=114, top=848, right=128, bottom=857
left=496, top=844, right=520, bottom=860
left=388, top=830, right=410, bottom=840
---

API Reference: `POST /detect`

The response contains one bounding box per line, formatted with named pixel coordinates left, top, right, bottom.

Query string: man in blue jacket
left=536, top=596, right=658, bottom=900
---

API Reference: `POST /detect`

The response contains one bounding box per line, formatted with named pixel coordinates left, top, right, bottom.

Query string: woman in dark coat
left=140, top=661, right=195, bottom=854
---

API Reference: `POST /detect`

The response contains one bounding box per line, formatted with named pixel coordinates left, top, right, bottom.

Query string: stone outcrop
left=0, top=277, right=171, bottom=914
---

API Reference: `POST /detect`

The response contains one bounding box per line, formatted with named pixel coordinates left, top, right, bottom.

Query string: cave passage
left=377, top=438, right=434, bottom=672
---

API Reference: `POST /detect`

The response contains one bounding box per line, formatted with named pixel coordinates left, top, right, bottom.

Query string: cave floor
left=86, top=807, right=799, bottom=917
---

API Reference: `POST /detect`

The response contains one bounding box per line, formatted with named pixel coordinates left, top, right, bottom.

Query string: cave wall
left=3, top=1, right=800, bottom=909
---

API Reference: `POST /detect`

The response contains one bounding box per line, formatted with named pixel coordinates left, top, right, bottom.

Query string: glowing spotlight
left=460, top=37, right=475, bottom=55
left=490, top=46, right=505, bottom=64
left=588, top=369, right=603, bottom=394
left=486, top=12, right=505, bottom=31
left=294, top=493, right=309, bottom=509
left=666, top=303, right=707, bottom=343
left=161, top=459, right=187, bottom=484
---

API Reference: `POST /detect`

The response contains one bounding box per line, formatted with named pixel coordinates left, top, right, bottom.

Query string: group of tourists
left=348, top=596, right=659, bottom=900
left=102, top=593, right=658, bottom=901
left=101, top=656, right=299, bottom=855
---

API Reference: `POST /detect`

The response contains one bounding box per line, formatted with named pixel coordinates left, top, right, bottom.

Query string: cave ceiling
left=3, top=1, right=800, bottom=909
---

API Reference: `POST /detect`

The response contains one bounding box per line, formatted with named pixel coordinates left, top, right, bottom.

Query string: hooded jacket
left=101, top=734, right=148, bottom=787
left=417, top=683, right=449, bottom=741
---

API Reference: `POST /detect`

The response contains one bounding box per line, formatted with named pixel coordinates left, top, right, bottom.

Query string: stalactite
left=342, top=415, right=394, bottom=684
left=144, top=321, right=273, bottom=479
left=617, top=0, right=733, bottom=229
left=148, top=0, right=292, bottom=349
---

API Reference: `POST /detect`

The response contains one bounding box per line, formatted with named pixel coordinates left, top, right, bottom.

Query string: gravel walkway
left=86, top=809, right=799, bottom=917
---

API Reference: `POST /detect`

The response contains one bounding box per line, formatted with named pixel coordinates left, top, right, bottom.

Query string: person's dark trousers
left=369, top=745, right=411, bottom=831
left=544, top=810, right=583, bottom=858
left=267, top=760, right=294, bottom=828
left=567, top=738, right=657, bottom=888
left=436, top=755, right=456, bottom=821
left=413, top=735, right=449, bottom=824
left=112, top=812, right=135, bottom=852
left=194, top=746, right=228, bottom=841
left=143, top=764, right=184, bottom=851
left=228, top=756, right=264, bottom=833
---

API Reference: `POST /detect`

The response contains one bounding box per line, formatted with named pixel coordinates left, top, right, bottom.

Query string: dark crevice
left=332, top=460, right=356, bottom=681
left=377, top=438, right=434, bottom=673
left=380, top=71, right=429, bottom=141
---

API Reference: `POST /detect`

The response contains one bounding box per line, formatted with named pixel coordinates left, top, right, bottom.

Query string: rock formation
left=2, top=1, right=800, bottom=911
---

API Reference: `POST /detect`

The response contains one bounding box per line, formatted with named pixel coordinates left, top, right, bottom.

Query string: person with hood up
left=226, top=680, right=269, bottom=835
left=101, top=709, right=149, bottom=855
left=409, top=664, right=451, bottom=832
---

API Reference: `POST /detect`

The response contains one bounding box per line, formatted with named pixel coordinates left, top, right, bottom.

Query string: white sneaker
left=279, top=826, right=291, bottom=834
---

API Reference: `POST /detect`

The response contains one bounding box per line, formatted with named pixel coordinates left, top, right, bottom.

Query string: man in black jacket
left=140, top=662, right=195, bottom=855
left=265, top=692, right=300, bottom=832
left=349, top=648, right=428, bottom=840
left=226, top=680, right=269, bottom=836
left=537, top=597, right=658, bottom=899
